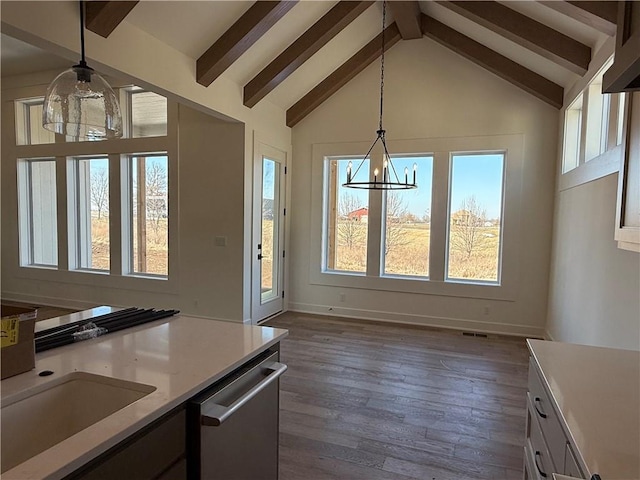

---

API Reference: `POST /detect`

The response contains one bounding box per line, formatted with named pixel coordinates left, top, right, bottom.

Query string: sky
left=336, top=152, right=504, bottom=220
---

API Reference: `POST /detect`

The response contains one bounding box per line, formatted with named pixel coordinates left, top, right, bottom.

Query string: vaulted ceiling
left=1, top=1, right=616, bottom=127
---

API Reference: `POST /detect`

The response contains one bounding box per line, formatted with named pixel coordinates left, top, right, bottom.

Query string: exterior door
left=252, top=143, right=286, bottom=323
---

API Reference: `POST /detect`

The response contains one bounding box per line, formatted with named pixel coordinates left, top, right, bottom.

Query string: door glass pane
left=261, top=158, right=279, bottom=302
left=325, top=158, right=369, bottom=273
left=447, top=153, right=504, bottom=283
left=383, top=156, right=433, bottom=277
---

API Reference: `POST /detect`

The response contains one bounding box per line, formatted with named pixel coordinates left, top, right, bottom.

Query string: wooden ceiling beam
left=286, top=23, right=402, bottom=128
left=197, top=1, right=298, bottom=87
left=388, top=1, right=422, bottom=40
left=439, top=1, right=590, bottom=75
left=84, top=1, right=139, bottom=38
left=244, top=1, right=373, bottom=108
left=421, top=13, right=564, bottom=109
left=539, top=1, right=617, bottom=36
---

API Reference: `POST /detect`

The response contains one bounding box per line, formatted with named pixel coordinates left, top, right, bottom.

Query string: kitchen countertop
left=527, top=339, right=640, bottom=480
left=1, top=312, right=288, bottom=480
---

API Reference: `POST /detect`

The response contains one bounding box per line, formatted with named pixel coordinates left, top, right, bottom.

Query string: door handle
left=201, top=362, right=287, bottom=426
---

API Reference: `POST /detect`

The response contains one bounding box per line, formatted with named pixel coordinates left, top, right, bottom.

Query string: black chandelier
left=343, top=0, right=417, bottom=190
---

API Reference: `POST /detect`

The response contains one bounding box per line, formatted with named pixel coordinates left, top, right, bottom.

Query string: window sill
left=311, top=270, right=513, bottom=301
left=559, top=145, right=622, bottom=191
left=14, top=265, right=177, bottom=295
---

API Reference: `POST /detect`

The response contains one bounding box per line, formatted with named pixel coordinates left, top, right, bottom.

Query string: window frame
left=310, top=135, right=523, bottom=301
left=8, top=87, right=179, bottom=294
left=122, top=152, right=170, bottom=279
left=17, top=157, right=59, bottom=268
left=559, top=48, right=627, bottom=191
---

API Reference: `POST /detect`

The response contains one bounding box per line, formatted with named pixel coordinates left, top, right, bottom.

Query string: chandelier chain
left=379, top=0, right=386, bottom=133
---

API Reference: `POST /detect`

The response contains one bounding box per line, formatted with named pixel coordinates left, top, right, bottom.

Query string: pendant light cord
left=79, top=0, right=86, bottom=66
left=378, top=0, right=386, bottom=133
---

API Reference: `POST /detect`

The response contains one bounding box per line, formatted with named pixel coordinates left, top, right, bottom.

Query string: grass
left=333, top=221, right=500, bottom=281
left=89, top=218, right=500, bottom=283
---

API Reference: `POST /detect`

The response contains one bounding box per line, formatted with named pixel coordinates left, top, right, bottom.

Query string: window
left=15, top=99, right=55, bottom=146
left=12, top=88, right=173, bottom=284
left=126, top=88, right=168, bottom=138
left=383, top=156, right=433, bottom=277
left=320, top=148, right=506, bottom=286
left=126, top=154, right=169, bottom=276
left=562, top=58, right=624, bottom=174
left=17, top=159, right=58, bottom=266
left=70, top=156, right=110, bottom=271
left=584, top=61, right=612, bottom=162
left=325, top=157, right=370, bottom=273
left=447, top=153, right=504, bottom=283
left=563, top=94, right=582, bottom=173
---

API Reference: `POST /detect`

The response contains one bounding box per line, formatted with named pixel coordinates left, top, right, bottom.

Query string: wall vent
left=462, top=331, right=488, bottom=338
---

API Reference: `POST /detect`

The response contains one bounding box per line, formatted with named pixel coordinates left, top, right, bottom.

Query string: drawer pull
left=534, top=397, right=547, bottom=418
left=534, top=451, right=548, bottom=478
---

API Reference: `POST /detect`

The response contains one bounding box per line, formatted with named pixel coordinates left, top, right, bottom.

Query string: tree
left=337, top=192, right=367, bottom=249
left=144, top=162, right=168, bottom=239
left=450, top=195, right=487, bottom=259
left=384, top=192, right=411, bottom=255
left=90, top=168, right=109, bottom=219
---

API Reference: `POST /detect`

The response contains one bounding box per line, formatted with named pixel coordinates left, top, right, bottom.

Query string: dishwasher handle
left=201, top=361, right=287, bottom=426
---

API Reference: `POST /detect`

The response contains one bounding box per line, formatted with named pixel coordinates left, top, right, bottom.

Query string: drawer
left=528, top=358, right=567, bottom=470
left=563, top=443, right=584, bottom=478
left=528, top=409, right=555, bottom=480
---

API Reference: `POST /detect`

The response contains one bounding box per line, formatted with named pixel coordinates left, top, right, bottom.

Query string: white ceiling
left=1, top=1, right=610, bottom=111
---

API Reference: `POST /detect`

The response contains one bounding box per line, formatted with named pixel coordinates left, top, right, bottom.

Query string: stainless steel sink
left=1, top=372, right=156, bottom=473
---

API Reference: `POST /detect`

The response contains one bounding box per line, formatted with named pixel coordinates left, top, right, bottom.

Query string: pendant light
left=343, top=0, right=417, bottom=190
left=42, top=1, right=122, bottom=140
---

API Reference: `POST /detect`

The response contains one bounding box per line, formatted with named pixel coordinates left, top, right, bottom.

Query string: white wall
left=1, top=87, right=248, bottom=321
left=1, top=0, right=292, bottom=322
left=547, top=173, right=640, bottom=350
left=288, top=39, right=559, bottom=337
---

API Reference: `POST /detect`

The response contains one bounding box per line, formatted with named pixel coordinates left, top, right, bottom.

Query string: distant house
left=451, top=209, right=474, bottom=226
left=347, top=207, right=368, bottom=223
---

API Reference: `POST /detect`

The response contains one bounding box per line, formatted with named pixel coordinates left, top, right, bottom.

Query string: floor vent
left=462, top=331, right=488, bottom=338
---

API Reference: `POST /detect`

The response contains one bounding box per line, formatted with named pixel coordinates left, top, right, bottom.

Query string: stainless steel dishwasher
left=186, top=349, right=287, bottom=480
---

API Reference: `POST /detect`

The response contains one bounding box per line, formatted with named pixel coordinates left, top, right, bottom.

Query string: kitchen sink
left=1, top=372, right=156, bottom=473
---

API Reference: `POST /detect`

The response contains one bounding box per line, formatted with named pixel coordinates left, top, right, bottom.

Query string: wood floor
left=265, top=312, right=530, bottom=480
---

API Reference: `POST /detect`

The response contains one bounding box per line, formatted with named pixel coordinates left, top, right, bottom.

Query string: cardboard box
left=1, top=305, right=37, bottom=380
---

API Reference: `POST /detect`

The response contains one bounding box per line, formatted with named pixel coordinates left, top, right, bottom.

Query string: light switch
left=215, top=236, right=227, bottom=247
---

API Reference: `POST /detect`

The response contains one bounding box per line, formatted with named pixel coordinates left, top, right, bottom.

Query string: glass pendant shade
left=43, top=64, right=122, bottom=140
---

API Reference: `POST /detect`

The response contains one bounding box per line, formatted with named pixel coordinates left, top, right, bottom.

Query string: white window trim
left=310, top=134, right=524, bottom=301
left=559, top=38, right=623, bottom=191
left=7, top=89, right=180, bottom=295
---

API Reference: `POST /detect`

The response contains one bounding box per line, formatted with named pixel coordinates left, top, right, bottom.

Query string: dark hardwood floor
left=265, top=312, right=530, bottom=480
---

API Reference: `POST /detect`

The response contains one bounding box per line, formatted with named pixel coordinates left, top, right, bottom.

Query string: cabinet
left=66, top=407, right=186, bottom=480
left=524, top=358, right=584, bottom=480
left=525, top=340, right=640, bottom=480
left=615, top=91, right=640, bottom=252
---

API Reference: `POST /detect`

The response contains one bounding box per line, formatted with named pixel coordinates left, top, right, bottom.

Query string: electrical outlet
left=483, top=305, right=490, bottom=315
left=214, top=236, right=227, bottom=247
left=339, top=293, right=346, bottom=302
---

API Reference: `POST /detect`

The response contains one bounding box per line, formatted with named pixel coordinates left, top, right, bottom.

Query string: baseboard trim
left=288, top=302, right=544, bottom=338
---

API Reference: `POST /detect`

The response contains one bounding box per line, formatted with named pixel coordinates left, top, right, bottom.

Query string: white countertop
left=528, top=339, right=640, bottom=480
left=1, top=312, right=288, bottom=480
